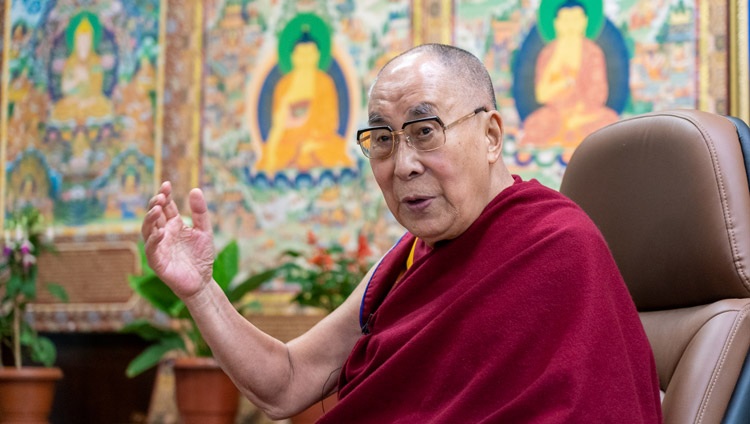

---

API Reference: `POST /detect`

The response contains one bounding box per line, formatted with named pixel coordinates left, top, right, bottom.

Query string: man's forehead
left=366, top=52, right=457, bottom=124
left=385, top=50, right=425, bottom=74
left=368, top=102, right=439, bottom=125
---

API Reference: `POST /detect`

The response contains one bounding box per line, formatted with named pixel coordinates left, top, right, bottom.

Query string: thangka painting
left=201, top=0, right=412, bottom=279
left=456, top=0, right=718, bottom=188
left=1, top=0, right=164, bottom=235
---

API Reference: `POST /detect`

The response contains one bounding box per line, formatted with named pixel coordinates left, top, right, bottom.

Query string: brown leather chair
left=560, top=109, right=750, bottom=423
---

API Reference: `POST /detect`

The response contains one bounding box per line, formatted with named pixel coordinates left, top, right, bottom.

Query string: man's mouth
left=402, top=196, right=433, bottom=211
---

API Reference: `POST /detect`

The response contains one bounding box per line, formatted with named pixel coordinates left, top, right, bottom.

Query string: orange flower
left=307, top=230, right=318, bottom=246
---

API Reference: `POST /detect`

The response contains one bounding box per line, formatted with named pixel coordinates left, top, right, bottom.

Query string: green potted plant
left=0, top=206, right=67, bottom=423
left=279, top=230, right=374, bottom=314
left=274, top=230, right=375, bottom=423
left=122, top=239, right=277, bottom=424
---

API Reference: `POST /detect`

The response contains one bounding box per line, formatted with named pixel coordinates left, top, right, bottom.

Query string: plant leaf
left=45, top=283, right=69, bottom=302
left=187, top=325, right=212, bottom=358
left=137, top=242, right=153, bottom=274
left=168, top=302, right=189, bottom=319
left=125, top=336, right=185, bottom=378
left=279, top=249, right=303, bottom=258
left=21, top=269, right=38, bottom=299
left=29, top=336, right=56, bottom=367
left=227, top=268, right=278, bottom=303
left=128, top=273, right=182, bottom=316
left=121, top=319, right=178, bottom=341
left=213, top=240, right=239, bottom=293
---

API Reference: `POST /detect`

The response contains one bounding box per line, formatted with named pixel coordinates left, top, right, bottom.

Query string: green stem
left=181, top=321, right=196, bottom=357
left=12, top=302, right=21, bottom=369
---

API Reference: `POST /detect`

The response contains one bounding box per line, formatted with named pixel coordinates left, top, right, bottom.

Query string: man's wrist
left=182, top=278, right=220, bottom=311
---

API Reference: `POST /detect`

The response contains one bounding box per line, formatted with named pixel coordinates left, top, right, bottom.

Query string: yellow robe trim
left=406, top=237, right=418, bottom=270
left=392, top=238, right=419, bottom=291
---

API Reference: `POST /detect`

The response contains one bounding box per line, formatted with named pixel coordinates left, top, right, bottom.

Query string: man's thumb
left=189, top=188, right=211, bottom=233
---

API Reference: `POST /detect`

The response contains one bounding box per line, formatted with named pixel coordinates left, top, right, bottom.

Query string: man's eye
left=417, top=126, right=434, bottom=136
left=411, top=124, right=436, bottom=140
left=374, top=134, right=393, bottom=144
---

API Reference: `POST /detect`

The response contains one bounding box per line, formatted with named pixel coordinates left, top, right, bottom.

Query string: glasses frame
left=356, top=106, right=488, bottom=159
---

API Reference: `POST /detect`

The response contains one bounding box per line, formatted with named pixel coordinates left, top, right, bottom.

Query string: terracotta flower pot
left=0, top=366, right=63, bottom=424
left=172, top=357, right=239, bottom=424
left=291, top=394, right=338, bottom=424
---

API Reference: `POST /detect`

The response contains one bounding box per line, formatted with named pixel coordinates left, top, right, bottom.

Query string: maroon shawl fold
left=318, top=177, right=662, bottom=423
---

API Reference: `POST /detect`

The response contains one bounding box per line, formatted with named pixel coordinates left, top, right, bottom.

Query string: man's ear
left=486, top=110, right=504, bottom=164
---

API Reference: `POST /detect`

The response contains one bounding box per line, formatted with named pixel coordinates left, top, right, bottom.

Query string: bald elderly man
left=142, top=44, right=662, bottom=422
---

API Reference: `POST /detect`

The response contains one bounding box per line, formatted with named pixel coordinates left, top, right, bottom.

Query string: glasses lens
left=358, top=128, right=394, bottom=159
left=404, top=119, right=444, bottom=151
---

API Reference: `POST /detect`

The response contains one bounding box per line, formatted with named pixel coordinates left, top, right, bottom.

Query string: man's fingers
left=157, top=181, right=180, bottom=221
left=142, top=204, right=166, bottom=241
left=159, top=181, right=172, bottom=197
left=163, top=197, right=180, bottom=221
left=147, top=192, right=164, bottom=210
left=189, top=188, right=212, bottom=234
left=147, top=182, right=170, bottom=209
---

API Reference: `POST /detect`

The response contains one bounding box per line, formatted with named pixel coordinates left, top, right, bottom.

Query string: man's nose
left=392, top=134, right=423, bottom=179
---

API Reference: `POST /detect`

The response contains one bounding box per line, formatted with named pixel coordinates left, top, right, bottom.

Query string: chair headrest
left=560, top=110, right=750, bottom=311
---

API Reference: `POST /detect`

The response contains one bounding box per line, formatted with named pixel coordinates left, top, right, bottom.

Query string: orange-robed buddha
left=521, top=1, right=618, bottom=149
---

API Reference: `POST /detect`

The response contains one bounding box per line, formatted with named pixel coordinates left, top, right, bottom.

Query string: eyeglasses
left=356, top=106, right=487, bottom=159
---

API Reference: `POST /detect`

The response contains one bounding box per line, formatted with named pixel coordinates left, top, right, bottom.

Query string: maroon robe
left=318, top=177, right=662, bottom=423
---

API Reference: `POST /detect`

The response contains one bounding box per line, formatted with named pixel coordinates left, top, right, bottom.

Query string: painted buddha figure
left=520, top=0, right=618, bottom=149
left=119, top=168, right=146, bottom=219
left=50, top=15, right=114, bottom=125
left=7, top=155, right=54, bottom=218
left=255, top=32, right=353, bottom=175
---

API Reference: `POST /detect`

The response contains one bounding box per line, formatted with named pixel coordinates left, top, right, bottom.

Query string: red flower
left=308, top=247, right=334, bottom=271
left=356, top=232, right=372, bottom=262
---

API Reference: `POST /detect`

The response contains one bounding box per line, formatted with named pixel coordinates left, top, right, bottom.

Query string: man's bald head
left=374, top=44, right=497, bottom=111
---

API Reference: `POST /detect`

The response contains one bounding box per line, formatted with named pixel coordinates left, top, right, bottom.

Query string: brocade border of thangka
left=413, top=0, right=454, bottom=45
left=698, top=0, right=730, bottom=115
left=161, top=0, right=202, bottom=209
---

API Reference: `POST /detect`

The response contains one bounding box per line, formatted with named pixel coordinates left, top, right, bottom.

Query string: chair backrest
left=559, top=109, right=750, bottom=423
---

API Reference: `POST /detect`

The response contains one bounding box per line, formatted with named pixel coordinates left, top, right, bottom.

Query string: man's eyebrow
left=367, top=103, right=437, bottom=125
left=407, top=103, right=436, bottom=117
left=368, top=113, right=388, bottom=126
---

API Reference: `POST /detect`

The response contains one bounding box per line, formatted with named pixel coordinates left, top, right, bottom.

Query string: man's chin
left=405, top=225, right=444, bottom=246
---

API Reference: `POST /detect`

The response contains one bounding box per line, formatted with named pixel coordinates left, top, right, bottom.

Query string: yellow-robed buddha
left=521, top=1, right=618, bottom=149
left=255, top=37, right=353, bottom=174
left=50, top=16, right=114, bottom=124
